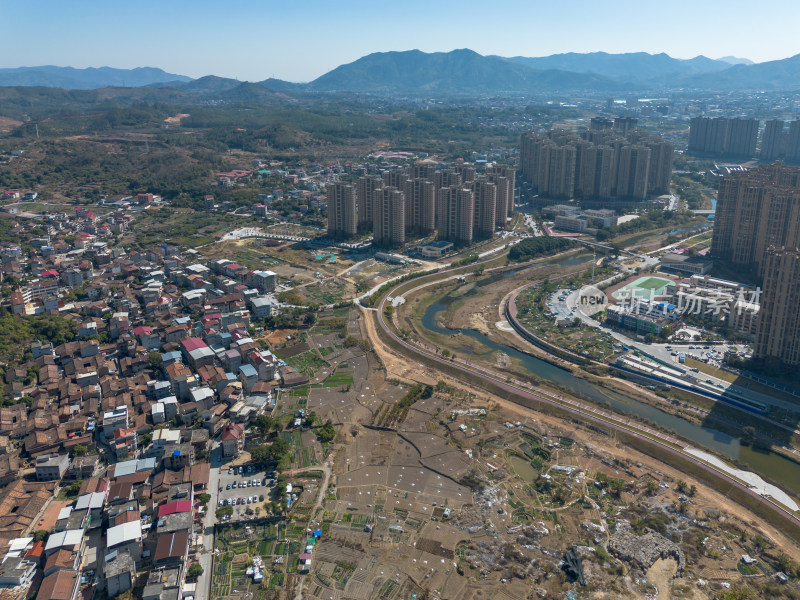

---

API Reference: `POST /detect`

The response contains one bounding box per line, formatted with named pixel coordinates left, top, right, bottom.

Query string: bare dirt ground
left=359, top=305, right=800, bottom=566
left=0, top=117, right=22, bottom=133
left=164, top=113, right=190, bottom=124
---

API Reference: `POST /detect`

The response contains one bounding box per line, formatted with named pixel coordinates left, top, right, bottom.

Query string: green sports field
left=612, top=276, right=675, bottom=300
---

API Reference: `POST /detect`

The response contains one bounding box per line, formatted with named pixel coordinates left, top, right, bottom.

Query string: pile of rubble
left=609, top=521, right=686, bottom=573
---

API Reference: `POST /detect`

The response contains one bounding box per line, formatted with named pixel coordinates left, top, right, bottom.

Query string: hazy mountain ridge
left=0, top=65, right=191, bottom=89
left=680, top=54, right=800, bottom=90
left=306, top=49, right=621, bottom=93
left=507, top=51, right=732, bottom=82
left=3, top=50, right=800, bottom=96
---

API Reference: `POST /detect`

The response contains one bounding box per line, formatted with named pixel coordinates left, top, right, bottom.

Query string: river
left=420, top=253, right=800, bottom=496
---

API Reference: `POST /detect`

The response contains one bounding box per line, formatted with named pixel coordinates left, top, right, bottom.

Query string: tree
left=187, top=563, right=204, bottom=579
left=251, top=437, right=291, bottom=466
left=315, top=423, right=336, bottom=443
left=676, top=479, right=688, bottom=494
left=148, top=351, right=163, bottom=370
left=740, top=426, right=756, bottom=446
left=645, top=479, right=659, bottom=495
left=33, top=529, right=50, bottom=542
left=66, top=480, right=83, bottom=497
left=253, top=414, right=277, bottom=437
left=216, top=506, right=233, bottom=520
left=198, top=493, right=211, bottom=507
left=304, top=411, right=318, bottom=428
left=72, top=444, right=87, bottom=457
left=644, top=333, right=655, bottom=344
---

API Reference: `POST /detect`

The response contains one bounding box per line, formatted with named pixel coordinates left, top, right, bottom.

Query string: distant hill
left=307, top=49, right=621, bottom=94
left=717, top=56, right=755, bottom=66
left=680, top=54, right=800, bottom=90
left=0, top=66, right=191, bottom=89
left=4, top=50, right=800, bottom=98
left=508, top=52, right=731, bottom=84
left=258, top=78, right=306, bottom=93
left=177, top=75, right=242, bottom=94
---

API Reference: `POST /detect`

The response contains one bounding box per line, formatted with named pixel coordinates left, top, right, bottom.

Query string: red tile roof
left=181, top=337, right=207, bottom=352
left=158, top=500, right=192, bottom=517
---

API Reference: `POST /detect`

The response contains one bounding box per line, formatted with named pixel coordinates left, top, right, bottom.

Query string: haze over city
left=2, top=0, right=800, bottom=81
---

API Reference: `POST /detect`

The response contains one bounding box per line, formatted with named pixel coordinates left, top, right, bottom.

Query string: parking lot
left=546, top=288, right=578, bottom=321
left=215, top=463, right=276, bottom=519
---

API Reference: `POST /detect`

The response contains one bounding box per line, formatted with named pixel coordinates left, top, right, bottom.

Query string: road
left=282, top=460, right=334, bottom=514
left=369, top=264, right=800, bottom=528
left=194, top=442, right=223, bottom=600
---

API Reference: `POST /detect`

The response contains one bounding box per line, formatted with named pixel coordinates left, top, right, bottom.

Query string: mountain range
left=0, top=65, right=190, bottom=89
left=1, top=49, right=800, bottom=96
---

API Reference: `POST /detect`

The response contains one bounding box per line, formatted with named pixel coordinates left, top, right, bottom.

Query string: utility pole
left=592, top=248, right=596, bottom=282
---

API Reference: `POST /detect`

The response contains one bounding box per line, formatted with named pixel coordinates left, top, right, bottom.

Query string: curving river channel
left=421, top=253, right=800, bottom=496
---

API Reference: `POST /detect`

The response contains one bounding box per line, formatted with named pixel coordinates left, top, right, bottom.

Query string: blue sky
left=2, top=0, right=798, bottom=81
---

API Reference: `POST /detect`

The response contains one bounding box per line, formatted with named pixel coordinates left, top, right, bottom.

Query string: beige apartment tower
left=438, top=186, right=474, bottom=246
left=326, top=182, right=357, bottom=239
left=403, top=178, right=436, bottom=235
left=615, top=145, right=651, bottom=200
left=373, top=187, right=405, bottom=249
left=471, top=179, right=497, bottom=239
left=754, top=247, right=800, bottom=368
left=712, top=164, right=800, bottom=279
left=357, top=175, right=383, bottom=230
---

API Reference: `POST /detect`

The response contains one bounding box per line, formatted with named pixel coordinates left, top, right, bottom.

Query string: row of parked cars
left=226, top=478, right=262, bottom=489
left=219, top=494, right=265, bottom=506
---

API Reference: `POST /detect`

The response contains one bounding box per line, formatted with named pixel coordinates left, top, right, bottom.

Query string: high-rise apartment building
left=521, top=125, right=670, bottom=202
left=688, top=117, right=758, bottom=158
left=372, top=187, right=405, bottom=249
left=787, top=120, right=800, bottom=163
left=578, top=145, right=615, bottom=200
left=326, top=182, right=357, bottom=239
left=613, top=117, right=638, bottom=136
left=761, top=120, right=787, bottom=161
left=590, top=117, right=614, bottom=131
left=616, top=146, right=651, bottom=201
left=471, top=179, right=497, bottom=239
left=403, top=178, right=436, bottom=235
left=643, top=140, right=673, bottom=196
left=437, top=186, right=474, bottom=246
left=455, top=164, right=477, bottom=184
left=434, top=169, right=462, bottom=191
left=728, top=118, right=759, bottom=157
left=382, top=168, right=409, bottom=189
left=711, top=164, right=800, bottom=279
left=754, top=247, right=800, bottom=368
left=412, top=163, right=437, bottom=180
left=357, top=175, right=383, bottom=230
left=486, top=165, right=516, bottom=218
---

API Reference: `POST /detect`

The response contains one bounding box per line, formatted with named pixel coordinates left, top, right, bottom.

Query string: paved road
left=195, top=442, right=222, bottom=600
